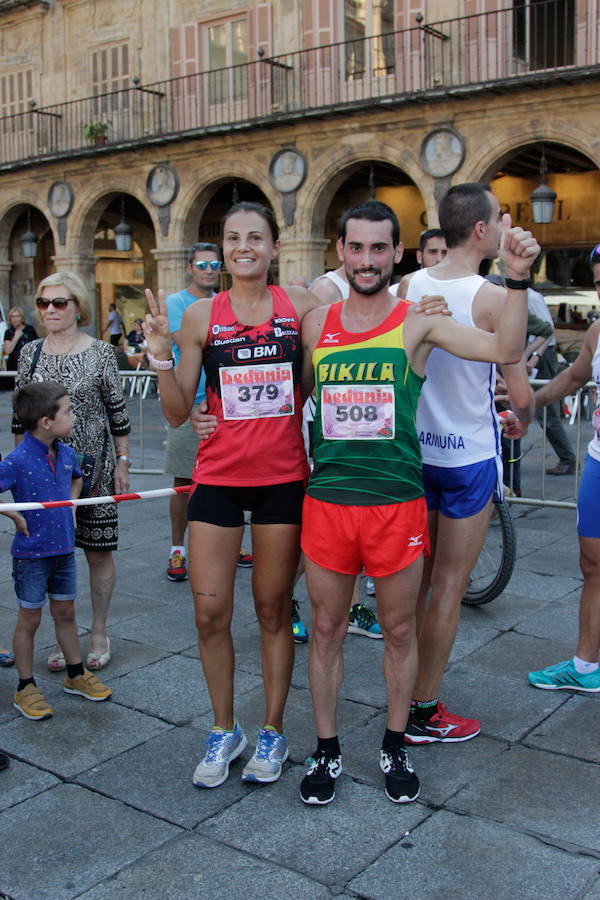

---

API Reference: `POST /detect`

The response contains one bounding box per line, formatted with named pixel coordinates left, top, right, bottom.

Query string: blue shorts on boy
left=12, top=553, right=77, bottom=609
left=0, top=432, right=82, bottom=608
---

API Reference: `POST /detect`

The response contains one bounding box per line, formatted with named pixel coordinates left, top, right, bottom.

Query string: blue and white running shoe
left=292, top=596, right=308, bottom=644
left=242, top=727, right=288, bottom=783
left=192, top=721, right=247, bottom=788
left=528, top=659, right=600, bottom=692
left=348, top=603, right=382, bottom=638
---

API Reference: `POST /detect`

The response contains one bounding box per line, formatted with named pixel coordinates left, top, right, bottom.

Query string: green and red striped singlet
left=307, top=298, right=425, bottom=506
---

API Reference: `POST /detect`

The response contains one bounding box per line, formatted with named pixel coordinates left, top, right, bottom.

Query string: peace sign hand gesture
left=143, top=289, right=173, bottom=360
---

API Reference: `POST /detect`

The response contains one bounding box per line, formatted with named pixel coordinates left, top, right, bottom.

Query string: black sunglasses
left=35, top=297, right=73, bottom=310
left=194, top=260, right=222, bottom=271
left=590, top=243, right=600, bottom=264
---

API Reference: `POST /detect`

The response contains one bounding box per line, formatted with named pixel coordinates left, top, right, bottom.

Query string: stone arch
left=300, top=141, right=434, bottom=238
left=464, top=131, right=600, bottom=185
left=71, top=183, right=158, bottom=255
left=177, top=160, right=279, bottom=249
left=0, top=198, right=55, bottom=316
left=0, top=196, right=57, bottom=262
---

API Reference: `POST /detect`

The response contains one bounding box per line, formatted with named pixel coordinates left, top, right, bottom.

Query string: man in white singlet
left=398, top=183, right=535, bottom=746
left=309, top=265, right=349, bottom=303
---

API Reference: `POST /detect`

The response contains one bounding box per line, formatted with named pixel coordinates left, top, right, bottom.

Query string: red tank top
left=193, top=286, right=309, bottom=486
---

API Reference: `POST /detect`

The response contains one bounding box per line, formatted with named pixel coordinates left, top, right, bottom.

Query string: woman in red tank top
left=143, top=203, right=322, bottom=789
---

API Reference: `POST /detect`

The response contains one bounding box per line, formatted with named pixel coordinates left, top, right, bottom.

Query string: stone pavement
left=0, top=391, right=599, bottom=900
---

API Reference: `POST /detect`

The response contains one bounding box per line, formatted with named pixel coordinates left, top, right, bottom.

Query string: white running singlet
left=309, top=270, right=349, bottom=299
left=588, top=329, right=600, bottom=462
left=406, top=268, right=501, bottom=468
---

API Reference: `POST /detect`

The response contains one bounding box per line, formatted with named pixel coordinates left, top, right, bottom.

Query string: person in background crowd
left=3, top=307, right=38, bottom=380
left=164, top=242, right=221, bottom=582
left=103, top=303, right=125, bottom=346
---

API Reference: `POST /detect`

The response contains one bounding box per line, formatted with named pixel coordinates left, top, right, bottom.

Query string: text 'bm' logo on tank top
left=234, top=342, right=282, bottom=362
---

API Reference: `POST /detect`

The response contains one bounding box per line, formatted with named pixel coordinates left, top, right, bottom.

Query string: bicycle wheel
left=462, top=499, right=516, bottom=606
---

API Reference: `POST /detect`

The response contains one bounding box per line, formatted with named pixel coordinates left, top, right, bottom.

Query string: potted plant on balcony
left=84, top=119, right=111, bottom=146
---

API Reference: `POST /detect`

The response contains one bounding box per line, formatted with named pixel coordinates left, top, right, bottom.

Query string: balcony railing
left=1, top=0, right=598, bottom=169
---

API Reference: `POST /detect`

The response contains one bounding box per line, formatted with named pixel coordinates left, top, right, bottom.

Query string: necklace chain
left=45, top=332, right=82, bottom=355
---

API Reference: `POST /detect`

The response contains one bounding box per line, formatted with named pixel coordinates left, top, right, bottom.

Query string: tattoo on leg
left=193, top=590, right=217, bottom=598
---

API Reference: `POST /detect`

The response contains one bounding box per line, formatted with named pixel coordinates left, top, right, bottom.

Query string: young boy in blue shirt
left=3, top=382, right=112, bottom=720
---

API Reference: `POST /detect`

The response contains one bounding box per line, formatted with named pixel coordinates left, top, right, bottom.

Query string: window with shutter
left=90, top=43, right=130, bottom=119
left=0, top=69, right=34, bottom=118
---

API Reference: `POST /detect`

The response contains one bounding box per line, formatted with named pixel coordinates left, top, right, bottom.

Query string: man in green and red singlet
left=299, top=200, right=540, bottom=807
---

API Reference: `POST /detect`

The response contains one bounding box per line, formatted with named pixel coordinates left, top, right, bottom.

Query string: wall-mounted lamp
left=21, top=206, right=39, bottom=259
left=114, top=196, right=132, bottom=252
left=530, top=149, right=557, bottom=224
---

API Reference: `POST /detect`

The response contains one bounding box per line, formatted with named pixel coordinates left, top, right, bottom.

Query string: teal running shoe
left=242, top=727, right=288, bottom=783
left=348, top=603, right=382, bottom=638
left=528, top=658, right=600, bottom=692
left=292, top=595, right=308, bottom=644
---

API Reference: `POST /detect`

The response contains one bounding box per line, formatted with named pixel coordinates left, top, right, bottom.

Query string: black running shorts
left=187, top=480, right=305, bottom=527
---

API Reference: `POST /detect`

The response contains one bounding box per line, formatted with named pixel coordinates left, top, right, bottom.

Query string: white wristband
left=147, top=351, right=175, bottom=371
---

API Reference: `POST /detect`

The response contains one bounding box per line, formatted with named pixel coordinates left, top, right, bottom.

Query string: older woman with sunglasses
left=13, top=272, right=130, bottom=672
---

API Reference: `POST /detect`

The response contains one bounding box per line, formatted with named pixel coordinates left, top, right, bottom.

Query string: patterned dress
left=13, top=338, right=131, bottom=551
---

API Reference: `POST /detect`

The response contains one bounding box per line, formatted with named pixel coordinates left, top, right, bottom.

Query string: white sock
left=170, top=545, right=185, bottom=557
left=573, top=655, right=599, bottom=674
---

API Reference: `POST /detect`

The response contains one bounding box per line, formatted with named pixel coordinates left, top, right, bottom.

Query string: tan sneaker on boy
left=13, top=684, right=53, bottom=720
left=63, top=668, right=112, bottom=701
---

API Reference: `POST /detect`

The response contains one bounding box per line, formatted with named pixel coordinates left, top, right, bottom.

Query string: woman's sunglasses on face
left=590, top=244, right=600, bottom=264
left=194, top=260, right=222, bottom=271
left=35, top=297, right=73, bottom=310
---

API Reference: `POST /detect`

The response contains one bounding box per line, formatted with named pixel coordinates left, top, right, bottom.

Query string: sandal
left=47, top=648, right=66, bottom=672
left=87, top=637, right=111, bottom=671
left=0, top=648, right=14, bottom=667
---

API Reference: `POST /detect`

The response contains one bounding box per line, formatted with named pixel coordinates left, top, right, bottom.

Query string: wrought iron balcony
left=1, top=0, right=598, bottom=170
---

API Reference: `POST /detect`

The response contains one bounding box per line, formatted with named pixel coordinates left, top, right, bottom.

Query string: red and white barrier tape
left=0, top=484, right=192, bottom=513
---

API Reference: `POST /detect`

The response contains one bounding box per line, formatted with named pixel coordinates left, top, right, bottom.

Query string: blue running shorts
left=577, top=454, right=600, bottom=538
left=422, top=457, right=499, bottom=519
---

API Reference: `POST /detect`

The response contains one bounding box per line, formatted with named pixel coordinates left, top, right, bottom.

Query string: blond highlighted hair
left=36, top=271, right=93, bottom=327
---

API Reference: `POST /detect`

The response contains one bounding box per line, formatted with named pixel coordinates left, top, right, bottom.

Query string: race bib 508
left=320, top=384, right=395, bottom=440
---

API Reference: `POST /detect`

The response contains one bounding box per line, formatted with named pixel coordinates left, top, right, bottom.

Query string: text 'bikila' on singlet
left=308, top=299, right=425, bottom=506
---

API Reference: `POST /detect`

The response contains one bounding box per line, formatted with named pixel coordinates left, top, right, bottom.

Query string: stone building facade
left=0, top=0, right=599, bottom=332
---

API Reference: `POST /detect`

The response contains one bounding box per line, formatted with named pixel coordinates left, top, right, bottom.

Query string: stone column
left=0, top=259, right=13, bottom=316
left=150, top=247, right=189, bottom=298
left=278, top=238, right=330, bottom=286
left=51, top=252, right=98, bottom=334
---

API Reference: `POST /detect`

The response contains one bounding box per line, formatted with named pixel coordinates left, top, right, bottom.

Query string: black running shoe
left=300, top=751, right=342, bottom=805
left=380, top=746, right=420, bottom=803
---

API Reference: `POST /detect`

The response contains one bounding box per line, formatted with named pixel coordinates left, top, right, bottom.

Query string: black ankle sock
left=67, top=662, right=84, bottom=680
left=316, top=735, right=340, bottom=757
left=411, top=698, right=438, bottom=721
left=382, top=728, right=405, bottom=750
left=18, top=677, right=35, bottom=692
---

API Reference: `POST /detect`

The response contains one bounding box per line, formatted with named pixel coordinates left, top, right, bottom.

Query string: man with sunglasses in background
left=164, top=243, right=222, bottom=581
